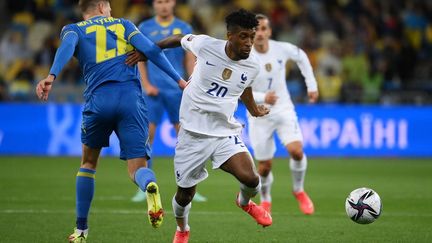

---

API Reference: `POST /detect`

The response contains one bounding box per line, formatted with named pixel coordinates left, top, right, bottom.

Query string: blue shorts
left=81, top=81, right=151, bottom=160
left=144, top=90, right=182, bottom=125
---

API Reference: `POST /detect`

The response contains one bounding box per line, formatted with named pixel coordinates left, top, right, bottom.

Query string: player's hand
left=36, top=75, right=55, bottom=101
left=264, top=91, right=278, bottom=105
left=178, top=79, right=189, bottom=90
left=144, top=84, right=159, bottom=96
left=250, top=104, right=270, bottom=117
left=125, top=50, right=148, bottom=66
left=308, top=91, right=319, bottom=103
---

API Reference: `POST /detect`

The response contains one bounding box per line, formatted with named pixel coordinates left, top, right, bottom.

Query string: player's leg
left=276, top=110, right=314, bottom=214
left=286, top=141, right=314, bottom=214
left=257, top=160, right=273, bottom=212
left=165, top=91, right=207, bottom=203
left=131, top=94, right=163, bottom=202
left=212, top=135, right=271, bottom=226
left=219, top=151, right=272, bottom=227
left=128, top=157, right=164, bottom=228
left=117, top=87, right=164, bottom=227
left=248, top=117, right=276, bottom=212
left=69, top=88, right=116, bottom=242
left=172, top=186, right=195, bottom=243
left=68, top=145, right=101, bottom=242
left=172, top=128, right=212, bottom=242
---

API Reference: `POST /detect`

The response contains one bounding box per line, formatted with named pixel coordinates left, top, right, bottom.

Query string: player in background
left=131, top=0, right=207, bottom=203
left=132, top=9, right=273, bottom=243
left=248, top=14, right=318, bottom=215
left=35, top=0, right=186, bottom=242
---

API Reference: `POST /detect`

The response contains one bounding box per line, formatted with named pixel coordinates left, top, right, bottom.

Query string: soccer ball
left=345, top=187, right=382, bottom=224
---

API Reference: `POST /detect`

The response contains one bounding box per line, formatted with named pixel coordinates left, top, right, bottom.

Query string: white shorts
left=174, top=127, right=250, bottom=188
left=248, top=109, right=303, bottom=161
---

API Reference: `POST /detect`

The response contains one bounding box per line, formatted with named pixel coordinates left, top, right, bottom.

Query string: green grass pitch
left=1, top=156, right=431, bottom=242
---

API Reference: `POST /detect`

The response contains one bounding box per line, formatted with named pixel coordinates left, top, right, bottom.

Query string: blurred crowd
left=0, top=0, right=430, bottom=104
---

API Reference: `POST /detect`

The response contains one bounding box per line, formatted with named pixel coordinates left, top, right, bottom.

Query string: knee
left=289, top=147, right=304, bottom=161
left=257, top=160, right=272, bottom=177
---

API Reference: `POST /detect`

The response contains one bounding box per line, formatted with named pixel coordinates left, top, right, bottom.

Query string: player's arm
left=253, top=90, right=278, bottom=105
left=137, top=62, right=159, bottom=96
left=240, top=87, right=270, bottom=117
left=36, top=30, right=78, bottom=101
left=126, top=22, right=186, bottom=88
left=284, top=43, right=319, bottom=103
left=125, top=34, right=184, bottom=65
left=184, top=51, right=195, bottom=78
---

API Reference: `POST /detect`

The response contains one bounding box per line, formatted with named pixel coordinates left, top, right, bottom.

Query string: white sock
left=238, top=180, right=261, bottom=206
left=76, top=228, right=88, bottom=235
left=172, top=195, right=191, bottom=232
left=259, top=171, right=274, bottom=202
left=289, top=154, right=307, bottom=192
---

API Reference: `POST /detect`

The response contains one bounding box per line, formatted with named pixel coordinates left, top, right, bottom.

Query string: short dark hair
left=78, top=0, right=110, bottom=13
left=255, top=13, right=271, bottom=28
left=225, top=9, right=259, bottom=31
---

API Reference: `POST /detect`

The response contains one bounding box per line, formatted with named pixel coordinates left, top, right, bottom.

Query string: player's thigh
left=248, top=117, right=277, bottom=161
left=144, top=94, right=164, bottom=125
left=162, top=91, right=182, bottom=124
left=116, top=91, right=151, bottom=161
left=81, top=89, right=117, bottom=149
left=212, top=135, right=258, bottom=186
left=275, top=110, right=303, bottom=146
left=174, top=128, right=215, bottom=188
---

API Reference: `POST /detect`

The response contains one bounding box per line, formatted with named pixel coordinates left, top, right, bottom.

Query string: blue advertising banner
left=0, top=103, right=430, bottom=157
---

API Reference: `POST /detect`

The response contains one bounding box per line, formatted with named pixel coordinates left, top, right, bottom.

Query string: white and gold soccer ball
left=345, top=187, right=382, bottom=224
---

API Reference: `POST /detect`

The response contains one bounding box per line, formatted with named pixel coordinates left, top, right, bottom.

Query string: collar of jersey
left=155, top=17, right=175, bottom=28
left=87, top=15, right=105, bottom=21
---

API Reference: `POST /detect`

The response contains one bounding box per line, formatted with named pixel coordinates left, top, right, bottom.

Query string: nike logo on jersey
left=206, top=61, right=216, bottom=66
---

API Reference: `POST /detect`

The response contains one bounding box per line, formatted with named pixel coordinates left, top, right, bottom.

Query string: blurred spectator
left=0, top=0, right=430, bottom=104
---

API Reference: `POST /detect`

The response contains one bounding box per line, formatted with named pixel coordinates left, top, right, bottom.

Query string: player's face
left=153, top=0, right=175, bottom=18
left=254, top=18, right=271, bottom=46
left=228, top=27, right=256, bottom=60
left=99, top=1, right=111, bottom=17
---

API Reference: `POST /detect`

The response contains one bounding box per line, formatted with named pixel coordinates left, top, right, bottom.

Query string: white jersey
left=250, top=40, right=317, bottom=115
left=180, top=34, right=260, bottom=136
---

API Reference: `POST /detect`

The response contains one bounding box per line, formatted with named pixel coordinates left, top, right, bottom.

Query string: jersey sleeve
left=123, top=19, right=182, bottom=83
left=180, top=34, right=210, bottom=56
left=183, top=24, right=193, bottom=35
left=137, top=22, right=150, bottom=38
left=49, top=25, right=78, bottom=78
left=280, top=42, right=318, bottom=92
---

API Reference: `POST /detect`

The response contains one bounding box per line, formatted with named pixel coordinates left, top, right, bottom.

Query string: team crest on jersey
left=173, top=28, right=182, bottom=35
left=265, top=63, right=272, bottom=72
left=222, top=68, right=232, bottom=80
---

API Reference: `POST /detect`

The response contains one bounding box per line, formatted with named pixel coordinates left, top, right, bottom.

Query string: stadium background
left=0, top=0, right=431, bottom=157
left=0, top=1, right=431, bottom=242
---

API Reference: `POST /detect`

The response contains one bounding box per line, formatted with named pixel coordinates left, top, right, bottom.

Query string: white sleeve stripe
left=62, top=31, right=78, bottom=40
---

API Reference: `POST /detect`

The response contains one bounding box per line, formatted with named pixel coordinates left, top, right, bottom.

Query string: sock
left=172, top=195, right=191, bottom=232
left=147, top=158, right=153, bottom=169
left=259, top=171, right=274, bottom=202
left=134, top=167, right=156, bottom=192
left=238, top=180, right=261, bottom=206
left=289, top=154, right=307, bottom=192
left=76, top=168, right=96, bottom=230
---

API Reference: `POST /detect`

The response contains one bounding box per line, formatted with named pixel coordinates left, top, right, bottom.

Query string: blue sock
left=134, top=167, right=156, bottom=192
left=76, top=168, right=96, bottom=230
left=147, top=158, right=153, bottom=169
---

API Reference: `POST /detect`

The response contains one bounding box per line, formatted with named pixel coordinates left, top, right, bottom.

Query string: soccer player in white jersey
left=136, top=9, right=272, bottom=243
left=248, top=14, right=319, bottom=215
